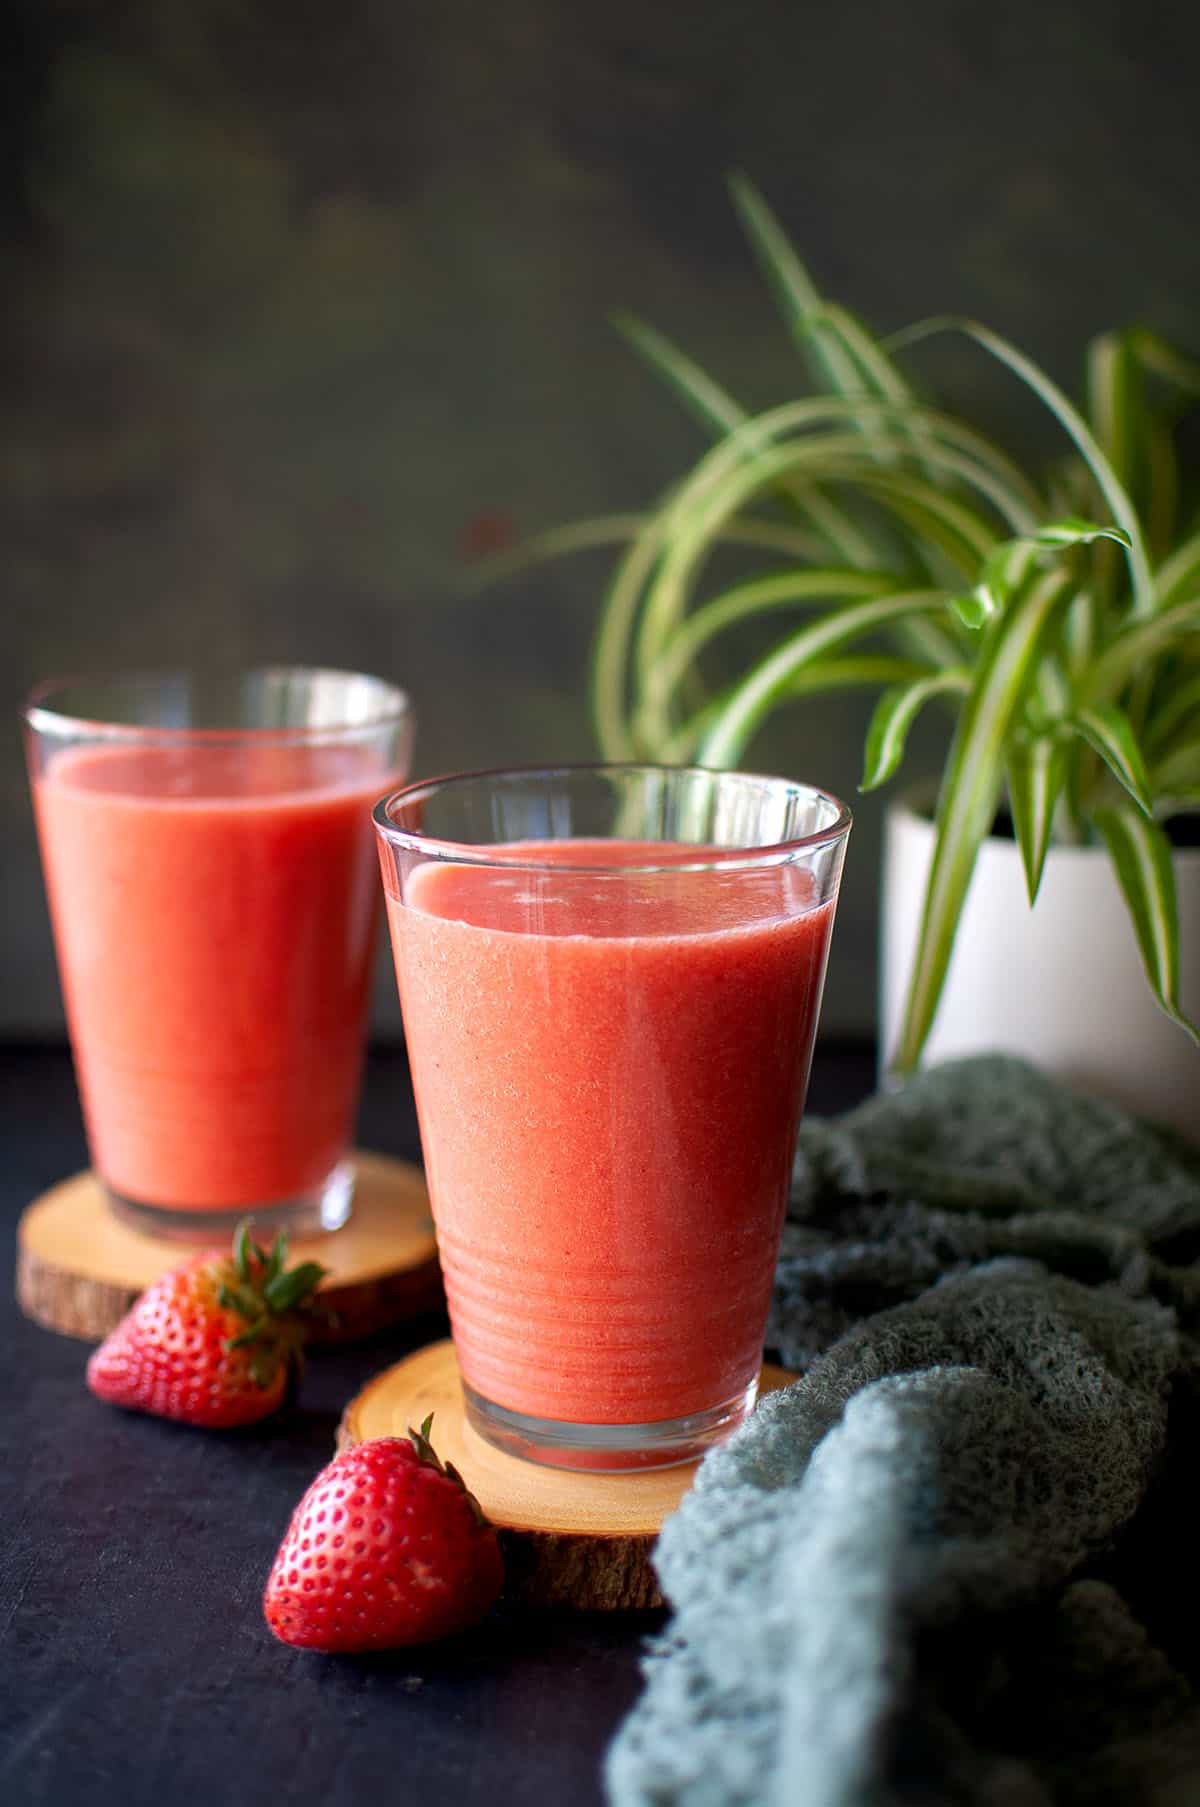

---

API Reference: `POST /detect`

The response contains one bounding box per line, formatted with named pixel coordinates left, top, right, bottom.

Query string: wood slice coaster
left=338, top=1338, right=793, bottom=1611
left=16, top=1152, right=441, bottom=1344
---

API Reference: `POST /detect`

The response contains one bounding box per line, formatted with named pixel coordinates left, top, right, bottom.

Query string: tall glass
left=375, top=764, right=850, bottom=1469
left=26, top=669, right=413, bottom=1238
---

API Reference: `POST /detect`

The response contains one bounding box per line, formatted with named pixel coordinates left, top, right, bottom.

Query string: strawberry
left=263, top=1419, right=504, bottom=1651
left=86, top=1224, right=327, bottom=1430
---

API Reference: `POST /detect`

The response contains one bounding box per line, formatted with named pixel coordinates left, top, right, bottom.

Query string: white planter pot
left=880, top=795, right=1200, bottom=1140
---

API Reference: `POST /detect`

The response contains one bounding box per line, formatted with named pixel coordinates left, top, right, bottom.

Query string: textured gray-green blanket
left=608, top=1056, right=1200, bottom=1807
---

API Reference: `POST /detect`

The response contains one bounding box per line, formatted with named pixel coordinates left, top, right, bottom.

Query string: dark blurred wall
left=5, top=0, right=1200, bottom=1038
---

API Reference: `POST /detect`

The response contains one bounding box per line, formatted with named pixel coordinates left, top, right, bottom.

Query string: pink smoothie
left=385, top=842, right=835, bottom=1425
left=34, top=741, right=387, bottom=1209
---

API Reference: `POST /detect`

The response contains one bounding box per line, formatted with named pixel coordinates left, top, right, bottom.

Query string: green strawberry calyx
left=213, top=1222, right=329, bottom=1390
left=407, top=1414, right=490, bottom=1527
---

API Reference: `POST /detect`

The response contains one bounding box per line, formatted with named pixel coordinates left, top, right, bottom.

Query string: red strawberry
left=263, top=1420, right=504, bottom=1651
left=87, top=1224, right=327, bottom=1430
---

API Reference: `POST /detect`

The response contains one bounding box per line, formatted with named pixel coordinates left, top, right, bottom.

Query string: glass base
left=461, top=1374, right=759, bottom=1472
left=104, top=1159, right=355, bottom=1243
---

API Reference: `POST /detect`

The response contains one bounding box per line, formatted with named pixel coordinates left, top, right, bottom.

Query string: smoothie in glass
left=27, top=670, right=412, bottom=1235
left=376, top=767, right=849, bottom=1468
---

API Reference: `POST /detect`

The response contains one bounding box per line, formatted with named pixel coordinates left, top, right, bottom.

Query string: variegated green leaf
left=983, top=539, right=1039, bottom=594
left=785, top=655, right=940, bottom=693
left=640, top=568, right=896, bottom=744
left=1085, top=596, right=1200, bottom=703
left=962, top=322, right=1153, bottom=614
left=1007, top=733, right=1066, bottom=903
left=1031, top=517, right=1132, bottom=552
left=819, top=300, right=915, bottom=405
left=585, top=493, right=854, bottom=760
left=1065, top=327, right=1136, bottom=612
left=612, top=313, right=746, bottom=437
left=890, top=316, right=1153, bottom=613
left=699, top=590, right=950, bottom=768
left=951, top=538, right=1041, bottom=630
left=1086, top=331, right=1139, bottom=491
left=892, top=569, right=1074, bottom=1071
left=590, top=505, right=675, bottom=760
left=861, top=669, right=971, bottom=791
left=848, top=470, right=1002, bottom=572
left=1068, top=703, right=1154, bottom=815
left=1092, top=806, right=1199, bottom=1043
left=646, top=391, right=1041, bottom=534
left=611, top=318, right=881, bottom=565
left=816, top=299, right=946, bottom=480
left=727, top=173, right=865, bottom=399
left=659, top=657, right=935, bottom=762
left=726, top=178, right=967, bottom=485
left=1155, top=530, right=1200, bottom=607
left=950, top=590, right=993, bottom=629
left=635, top=433, right=1009, bottom=680
left=1148, top=671, right=1200, bottom=753
left=1062, top=589, right=1097, bottom=678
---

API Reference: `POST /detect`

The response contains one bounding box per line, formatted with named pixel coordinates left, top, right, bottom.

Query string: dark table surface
left=1, top=1042, right=873, bottom=1807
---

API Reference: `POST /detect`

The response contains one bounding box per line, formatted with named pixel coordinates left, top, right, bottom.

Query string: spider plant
left=511, top=178, right=1200, bottom=1069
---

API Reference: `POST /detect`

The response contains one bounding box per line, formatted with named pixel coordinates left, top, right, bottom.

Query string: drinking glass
left=375, top=764, right=849, bottom=1469
left=26, top=668, right=413, bottom=1237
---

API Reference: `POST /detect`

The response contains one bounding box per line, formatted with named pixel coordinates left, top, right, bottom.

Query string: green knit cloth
left=608, top=1056, right=1200, bottom=1807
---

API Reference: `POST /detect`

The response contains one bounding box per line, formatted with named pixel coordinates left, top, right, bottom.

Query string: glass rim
left=373, top=761, right=852, bottom=873
left=22, top=666, right=412, bottom=746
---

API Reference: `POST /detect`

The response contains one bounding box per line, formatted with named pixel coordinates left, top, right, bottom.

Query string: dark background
left=5, top=0, right=1200, bottom=1039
